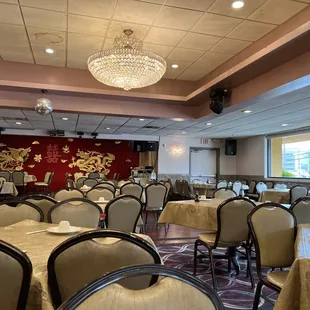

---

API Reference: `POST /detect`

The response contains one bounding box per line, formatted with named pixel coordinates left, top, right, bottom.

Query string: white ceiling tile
left=167, top=47, right=204, bottom=62
left=107, top=21, right=149, bottom=39
left=0, top=0, right=18, bottom=3
left=0, top=109, right=24, bottom=118
left=1, top=51, right=34, bottom=63
left=165, top=0, right=214, bottom=11
left=31, top=42, right=66, bottom=59
left=164, top=59, right=191, bottom=79
left=27, top=27, right=66, bottom=46
left=144, top=27, right=186, bottom=46
left=177, top=64, right=207, bottom=80
left=35, top=56, right=65, bottom=67
left=178, top=32, right=221, bottom=51
left=210, top=38, right=252, bottom=55
left=0, top=3, right=23, bottom=25
left=20, top=0, right=67, bottom=12
left=6, top=120, right=33, bottom=129
left=0, top=24, right=28, bottom=44
left=143, top=43, right=174, bottom=58
left=67, top=58, right=87, bottom=69
left=199, top=50, right=233, bottom=64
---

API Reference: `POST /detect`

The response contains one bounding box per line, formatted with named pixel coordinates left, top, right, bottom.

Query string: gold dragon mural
left=0, top=147, right=31, bottom=171
left=69, top=149, right=115, bottom=174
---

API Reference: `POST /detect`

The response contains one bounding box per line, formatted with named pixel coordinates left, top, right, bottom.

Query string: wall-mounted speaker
left=225, top=139, right=237, bottom=155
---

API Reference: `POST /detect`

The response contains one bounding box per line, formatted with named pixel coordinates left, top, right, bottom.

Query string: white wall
left=158, top=136, right=236, bottom=175
left=236, top=136, right=266, bottom=176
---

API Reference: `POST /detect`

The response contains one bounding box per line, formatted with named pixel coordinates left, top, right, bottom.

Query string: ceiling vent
left=144, top=126, right=161, bottom=129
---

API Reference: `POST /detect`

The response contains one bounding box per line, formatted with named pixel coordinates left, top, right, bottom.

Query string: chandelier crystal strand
left=87, top=30, right=167, bottom=91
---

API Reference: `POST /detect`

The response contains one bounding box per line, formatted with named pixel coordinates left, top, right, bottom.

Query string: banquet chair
left=248, top=203, right=297, bottom=310
left=83, top=178, right=98, bottom=188
left=256, top=182, right=267, bottom=198
left=93, top=181, right=116, bottom=193
left=48, top=230, right=162, bottom=308
left=289, top=185, right=309, bottom=204
left=216, top=180, right=227, bottom=189
left=118, top=180, right=131, bottom=187
left=163, top=181, right=171, bottom=202
left=245, top=180, right=258, bottom=200
left=48, top=198, right=102, bottom=229
left=144, top=183, right=167, bottom=230
left=0, top=176, right=5, bottom=191
left=213, top=188, right=237, bottom=200
left=75, top=177, right=87, bottom=189
left=65, top=178, right=74, bottom=189
left=232, top=181, right=242, bottom=196
left=34, top=172, right=54, bottom=194
left=274, top=183, right=287, bottom=190
left=58, top=265, right=224, bottom=310
left=88, top=172, right=100, bottom=179
left=0, top=171, right=10, bottom=181
left=194, top=197, right=256, bottom=290
left=241, top=179, right=248, bottom=185
left=54, top=188, right=84, bottom=201
left=0, top=200, right=43, bottom=226
left=105, top=195, right=143, bottom=232
left=290, top=197, right=310, bottom=224
left=12, top=171, right=27, bottom=194
left=120, top=182, right=143, bottom=200
left=182, top=180, right=193, bottom=198
left=266, top=181, right=274, bottom=189
left=174, top=180, right=183, bottom=196
left=0, top=240, right=32, bottom=310
left=23, top=194, right=57, bottom=222
left=86, top=187, right=114, bottom=201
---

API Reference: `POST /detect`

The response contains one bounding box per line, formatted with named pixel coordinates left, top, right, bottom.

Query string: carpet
left=157, top=242, right=278, bottom=310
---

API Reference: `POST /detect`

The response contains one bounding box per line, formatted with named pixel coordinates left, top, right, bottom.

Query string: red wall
left=0, top=135, right=139, bottom=191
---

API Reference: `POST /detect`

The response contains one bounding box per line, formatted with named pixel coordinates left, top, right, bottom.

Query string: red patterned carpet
left=157, top=242, right=278, bottom=310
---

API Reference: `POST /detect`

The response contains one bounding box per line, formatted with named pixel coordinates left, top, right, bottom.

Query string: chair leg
left=208, top=247, right=217, bottom=291
left=253, top=281, right=263, bottom=310
left=228, top=256, right=232, bottom=273
left=245, top=245, right=255, bottom=289
left=193, top=239, right=199, bottom=276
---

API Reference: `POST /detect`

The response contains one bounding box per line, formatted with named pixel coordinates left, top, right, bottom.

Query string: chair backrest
left=290, top=185, right=309, bottom=204
left=94, top=182, right=116, bottom=193
left=65, top=178, right=74, bottom=189
left=0, top=176, right=5, bottom=189
left=215, top=198, right=255, bottom=246
left=145, top=183, right=167, bottom=210
left=181, top=180, right=191, bottom=196
left=86, top=187, right=114, bottom=201
left=23, top=195, right=57, bottom=222
left=256, top=182, right=267, bottom=195
left=291, top=197, right=310, bottom=224
left=48, top=198, right=102, bottom=228
left=232, top=181, right=242, bottom=196
left=58, top=265, right=224, bottom=310
left=88, top=172, right=100, bottom=179
left=48, top=230, right=162, bottom=308
left=76, top=177, right=87, bottom=188
left=118, top=180, right=131, bottom=187
left=216, top=180, right=227, bottom=189
left=163, top=181, right=171, bottom=202
left=48, top=172, right=55, bottom=185
left=44, top=172, right=52, bottom=184
left=0, top=240, right=32, bottom=310
left=0, top=171, right=11, bottom=181
left=0, top=200, right=44, bottom=226
left=274, top=183, right=287, bottom=190
left=213, top=188, right=237, bottom=199
left=120, top=183, right=143, bottom=199
left=241, top=179, right=248, bottom=185
left=12, top=171, right=25, bottom=186
left=83, top=178, right=98, bottom=188
left=248, top=203, right=296, bottom=274
left=54, top=188, right=84, bottom=201
left=174, top=180, right=183, bottom=195
left=266, top=181, right=273, bottom=189
left=105, top=195, right=143, bottom=232
left=248, top=180, right=256, bottom=194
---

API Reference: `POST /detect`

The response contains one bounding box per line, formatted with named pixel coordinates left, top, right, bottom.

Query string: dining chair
left=289, top=185, right=309, bottom=204
left=216, top=180, right=227, bottom=189
left=248, top=203, right=297, bottom=310
left=82, top=178, right=98, bottom=188
left=120, top=182, right=143, bottom=200
left=34, top=172, right=54, bottom=193
left=93, top=181, right=116, bottom=193
left=266, top=181, right=273, bottom=189
left=0, top=171, right=11, bottom=181
left=274, top=183, right=287, bottom=190
left=47, top=198, right=102, bottom=229
left=232, top=181, right=242, bottom=196
left=105, top=195, right=143, bottom=232
left=65, top=178, right=74, bottom=189
left=0, top=200, right=44, bottom=226
left=174, top=179, right=183, bottom=196
left=290, top=197, right=310, bottom=224
left=88, top=172, right=100, bottom=179
left=75, top=176, right=87, bottom=189
left=212, top=188, right=237, bottom=199
left=58, top=264, right=224, bottom=310
left=163, top=181, right=171, bottom=202
left=86, top=187, right=114, bottom=201
left=23, top=194, right=57, bottom=222
left=0, top=176, right=5, bottom=192
left=144, top=183, right=167, bottom=230
left=194, top=197, right=256, bottom=290
left=256, top=182, right=267, bottom=197
left=54, top=188, right=84, bottom=201
left=118, top=180, right=131, bottom=187
left=47, top=230, right=162, bottom=308
left=241, top=179, right=248, bottom=185
left=12, top=171, right=27, bottom=193
left=182, top=180, right=193, bottom=198
left=0, top=240, right=32, bottom=310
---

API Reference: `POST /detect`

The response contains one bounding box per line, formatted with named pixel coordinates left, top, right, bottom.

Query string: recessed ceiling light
left=15, top=122, right=22, bottom=125
left=171, top=64, right=179, bottom=69
left=206, top=122, right=212, bottom=126
left=182, top=131, right=186, bottom=134
left=171, top=118, right=185, bottom=121
left=139, top=118, right=145, bottom=121
left=243, top=110, right=252, bottom=114
left=106, top=127, right=110, bottom=130
left=281, top=123, right=289, bottom=127
left=62, top=117, right=68, bottom=120
left=45, top=48, right=54, bottom=54
left=232, top=1, right=244, bottom=9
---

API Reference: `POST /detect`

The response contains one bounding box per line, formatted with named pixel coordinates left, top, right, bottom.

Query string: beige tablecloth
left=158, top=199, right=226, bottom=231
left=0, top=181, right=18, bottom=196
left=0, top=220, right=156, bottom=310
left=274, top=224, right=310, bottom=310
left=259, top=189, right=290, bottom=204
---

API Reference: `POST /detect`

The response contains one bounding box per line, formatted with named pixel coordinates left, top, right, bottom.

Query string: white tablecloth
left=0, top=181, right=18, bottom=196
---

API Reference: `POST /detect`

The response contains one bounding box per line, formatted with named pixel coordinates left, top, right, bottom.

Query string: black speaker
left=132, top=141, right=159, bottom=152
left=225, top=139, right=237, bottom=155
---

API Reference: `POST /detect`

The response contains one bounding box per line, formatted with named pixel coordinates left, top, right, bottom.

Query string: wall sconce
left=169, top=144, right=185, bottom=157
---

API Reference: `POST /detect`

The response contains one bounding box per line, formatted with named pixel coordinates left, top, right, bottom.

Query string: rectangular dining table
left=0, top=220, right=157, bottom=310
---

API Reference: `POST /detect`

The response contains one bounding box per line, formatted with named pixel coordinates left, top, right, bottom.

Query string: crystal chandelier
left=87, top=29, right=167, bottom=91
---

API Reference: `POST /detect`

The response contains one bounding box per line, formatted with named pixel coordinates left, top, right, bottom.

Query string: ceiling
left=0, top=0, right=308, bottom=81
left=1, top=83, right=310, bottom=138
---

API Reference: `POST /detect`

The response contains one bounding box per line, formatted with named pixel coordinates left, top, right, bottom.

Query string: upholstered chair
left=82, top=178, right=98, bottom=188
left=47, top=230, right=161, bottom=308
left=34, top=172, right=54, bottom=193
left=274, top=183, right=287, bottom=190
left=245, top=180, right=258, bottom=200
left=0, top=200, right=43, bottom=226
left=118, top=180, right=131, bottom=187
left=48, top=198, right=102, bottom=228
left=194, top=197, right=256, bottom=290
left=256, top=182, right=267, bottom=197
left=216, top=180, right=227, bottom=189
left=93, top=181, right=116, bottom=193
left=23, top=194, right=57, bottom=222
left=248, top=203, right=297, bottom=310
left=290, top=197, right=310, bottom=224
left=213, top=188, right=237, bottom=199
left=289, top=185, right=309, bottom=204
left=266, top=181, right=273, bottom=189
left=120, top=183, right=143, bottom=200
left=58, top=265, right=224, bottom=310
left=54, top=188, right=84, bottom=201
left=88, top=172, right=100, bottom=179
left=163, top=181, right=171, bottom=202
left=86, top=187, right=114, bottom=201
left=232, top=181, right=242, bottom=196
left=0, top=176, right=6, bottom=191
left=75, top=177, right=87, bottom=189
left=174, top=180, right=183, bottom=195
left=12, top=171, right=26, bottom=193
left=0, top=240, right=32, bottom=310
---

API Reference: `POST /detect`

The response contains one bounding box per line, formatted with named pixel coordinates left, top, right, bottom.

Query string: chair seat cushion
left=198, top=233, right=241, bottom=248
left=34, top=182, right=48, bottom=186
left=266, top=271, right=289, bottom=288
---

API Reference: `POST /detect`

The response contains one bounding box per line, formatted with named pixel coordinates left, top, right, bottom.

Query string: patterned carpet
left=157, top=242, right=278, bottom=310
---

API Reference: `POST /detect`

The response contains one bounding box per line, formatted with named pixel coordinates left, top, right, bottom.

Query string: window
left=268, top=132, right=310, bottom=179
